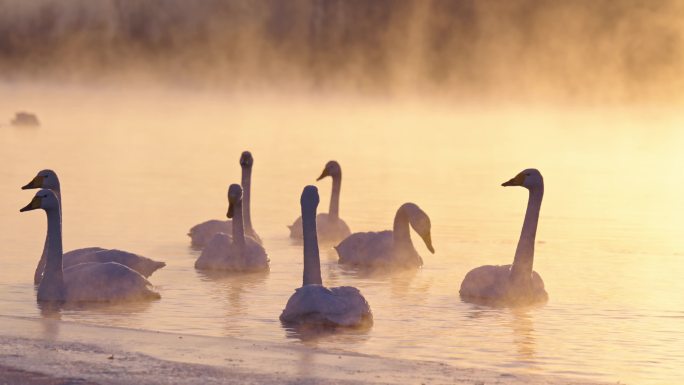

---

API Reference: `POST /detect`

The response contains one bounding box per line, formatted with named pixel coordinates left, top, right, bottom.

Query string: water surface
left=1, top=85, right=682, bottom=384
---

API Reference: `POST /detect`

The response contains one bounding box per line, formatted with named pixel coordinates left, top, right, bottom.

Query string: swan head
left=22, top=169, right=59, bottom=191
left=502, top=168, right=543, bottom=190
left=239, top=151, right=253, bottom=168
left=402, top=203, right=435, bottom=254
left=316, top=160, right=341, bottom=181
left=301, top=185, right=320, bottom=210
left=20, top=189, right=59, bottom=212
left=226, top=184, right=243, bottom=218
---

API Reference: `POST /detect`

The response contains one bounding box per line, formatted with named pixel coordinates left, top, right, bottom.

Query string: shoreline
left=0, top=315, right=612, bottom=385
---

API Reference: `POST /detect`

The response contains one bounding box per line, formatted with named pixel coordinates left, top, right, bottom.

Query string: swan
left=280, top=186, right=372, bottom=327
left=189, top=151, right=262, bottom=247
left=20, top=189, right=160, bottom=302
left=459, top=169, right=548, bottom=306
left=289, top=161, right=351, bottom=243
left=335, top=203, right=434, bottom=269
left=195, top=184, right=269, bottom=272
left=22, top=169, right=166, bottom=284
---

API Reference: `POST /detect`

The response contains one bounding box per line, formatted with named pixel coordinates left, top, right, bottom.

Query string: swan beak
left=316, top=168, right=329, bottom=181
left=20, top=196, right=42, bottom=212
left=421, top=232, right=435, bottom=254
left=22, top=175, right=44, bottom=190
left=502, top=173, right=526, bottom=187
left=227, top=202, right=235, bottom=219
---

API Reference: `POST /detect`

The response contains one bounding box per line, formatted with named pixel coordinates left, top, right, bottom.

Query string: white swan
left=335, top=203, right=434, bottom=269
left=280, top=186, right=372, bottom=327
left=460, top=169, right=548, bottom=306
left=22, top=169, right=166, bottom=284
left=20, top=189, right=160, bottom=302
left=189, top=151, right=262, bottom=247
left=289, top=161, right=351, bottom=243
left=195, top=184, right=269, bottom=272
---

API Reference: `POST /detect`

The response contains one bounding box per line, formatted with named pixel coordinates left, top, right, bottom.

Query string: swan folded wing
left=195, top=233, right=236, bottom=270
left=335, top=231, right=393, bottom=266
left=290, top=214, right=351, bottom=242
left=63, top=262, right=160, bottom=302
left=315, top=213, right=352, bottom=242
left=195, top=233, right=268, bottom=271
left=459, top=264, right=548, bottom=305
left=288, top=216, right=303, bottom=238
left=280, top=285, right=372, bottom=327
left=62, top=247, right=107, bottom=260
left=188, top=219, right=232, bottom=247
left=63, top=248, right=165, bottom=277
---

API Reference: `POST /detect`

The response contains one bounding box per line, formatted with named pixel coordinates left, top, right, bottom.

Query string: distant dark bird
left=189, top=151, right=262, bottom=248
left=460, top=169, right=548, bottom=306
left=11, top=112, right=40, bottom=127
left=280, top=186, right=372, bottom=327
left=289, top=160, right=351, bottom=243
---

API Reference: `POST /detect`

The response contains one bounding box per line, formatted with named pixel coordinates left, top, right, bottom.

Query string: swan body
left=22, top=169, right=165, bottom=284
left=280, top=186, right=372, bottom=327
left=195, top=184, right=269, bottom=272
left=335, top=203, right=434, bottom=269
left=21, top=189, right=160, bottom=302
left=289, top=161, right=351, bottom=243
left=288, top=213, right=351, bottom=243
left=460, top=169, right=548, bottom=306
left=189, top=151, right=262, bottom=247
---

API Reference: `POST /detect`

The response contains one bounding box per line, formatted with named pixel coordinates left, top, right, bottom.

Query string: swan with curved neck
left=289, top=161, right=351, bottom=243
left=280, top=186, right=372, bottom=327
left=459, top=168, right=548, bottom=306
left=189, top=151, right=262, bottom=247
left=195, top=184, right=269, bottom=272
left=20, top=189, right=160, bottom=302
left=22, top=169, right=165, bottom=284
left=335, top=203, right=434, bottom=269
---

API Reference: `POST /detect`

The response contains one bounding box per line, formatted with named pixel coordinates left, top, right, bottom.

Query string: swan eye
left=525, top=173, right=530, bottom=176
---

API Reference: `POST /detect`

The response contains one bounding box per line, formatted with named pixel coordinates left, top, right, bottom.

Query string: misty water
left=1, top=85, right=683, bottom=384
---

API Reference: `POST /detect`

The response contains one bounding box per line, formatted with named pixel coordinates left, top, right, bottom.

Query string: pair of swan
left=22, top=170, right=166, bottom=285
left=189, top=151, right=262, bottom=247
left=322, top=167, right=547, bottom=307
left=21, top=189, right=160, bottom=302
left=280, top=186, right=372, bottom=327
left=289, top=161, right=351, bottom=243
left=287, top=160, right=435, bottom=269
left=195, top=184, right=269, bottom=272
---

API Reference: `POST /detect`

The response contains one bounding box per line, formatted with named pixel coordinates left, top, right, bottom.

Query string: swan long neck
left=329, top=173, right=341, bottom=220
left=392, top=206, right=413, bottom=248
left=232, top=199, right=246, bottom=255
left=240, top=166, right=255, bottom=234
left=35, top=187, right=61, bottom=285
left=39, top=205, right=64, bottom=295
left=302, top=199, right=322, bottom=286
left=510, top=186, right=543, bottom=283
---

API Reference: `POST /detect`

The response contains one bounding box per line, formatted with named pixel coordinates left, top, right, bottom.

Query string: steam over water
left=1, top=0, right=683, bottom=102
left=1, top=2, right=684, bottom=385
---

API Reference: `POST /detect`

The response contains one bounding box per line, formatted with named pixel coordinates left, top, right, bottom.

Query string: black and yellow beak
left=22, top=175, right=44, bottom=190
left=421, top=232, right=435, bottom=254
left=20, top=196, right=42, bottom=212
left=502, top=172, right=526, bottom=187
left=316, top=168, right=330, bottom=181
left=227, top=202, right=235, bottom=219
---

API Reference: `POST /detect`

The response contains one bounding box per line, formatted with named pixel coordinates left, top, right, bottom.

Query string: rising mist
left=0, top=0, right=683, bottom=103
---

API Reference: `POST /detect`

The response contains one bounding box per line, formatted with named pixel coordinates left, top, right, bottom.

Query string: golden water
left=1, top=84, right=683, bottom=384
